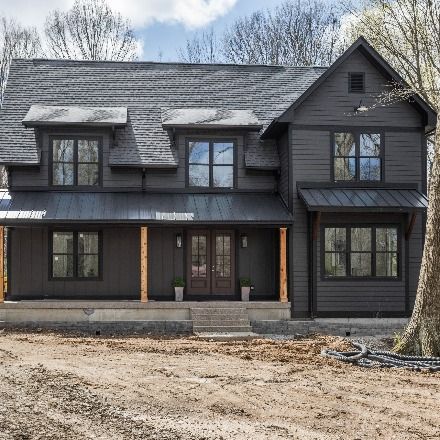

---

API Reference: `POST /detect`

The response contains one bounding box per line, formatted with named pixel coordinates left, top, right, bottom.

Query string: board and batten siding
left=238, top=228, right=277, bottom=300
left=9, top=226, right=140, bottom=300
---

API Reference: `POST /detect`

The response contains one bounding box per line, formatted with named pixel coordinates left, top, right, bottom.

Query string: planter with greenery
left=239, top=278, right=251, bottom=301
left=172, top=277, right=185, bottom=302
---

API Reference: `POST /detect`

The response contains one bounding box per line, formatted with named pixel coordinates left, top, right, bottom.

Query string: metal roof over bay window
left=298, top=186, right=428, bottom=212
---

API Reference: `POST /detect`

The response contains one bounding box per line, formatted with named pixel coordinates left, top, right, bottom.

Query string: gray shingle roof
left=0, top=59, right=326, bottom=167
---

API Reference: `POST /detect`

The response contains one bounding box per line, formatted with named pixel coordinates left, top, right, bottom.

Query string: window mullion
left=209, top=141, right=213, bottom=187
left=356, top=133, right=360, bottom=181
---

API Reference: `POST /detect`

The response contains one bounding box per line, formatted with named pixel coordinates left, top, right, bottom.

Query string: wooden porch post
left=279, top=227, right=288, bottom=303
left=0, top=227, right=4, bottom=303
left=140, top=226, right=148, bottom=303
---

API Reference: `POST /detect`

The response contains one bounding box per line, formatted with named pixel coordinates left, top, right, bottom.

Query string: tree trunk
left=394, top=115, right=440, bottom=356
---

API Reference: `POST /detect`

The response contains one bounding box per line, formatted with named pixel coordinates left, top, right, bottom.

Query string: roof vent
left=349, top=72, right=365, bottom=93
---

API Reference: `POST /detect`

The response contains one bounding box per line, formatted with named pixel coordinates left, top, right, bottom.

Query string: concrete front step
left=193, top=318, right=251, bottom=325
left=193, top=325, right=253, bottom=333
left=191, top=309, right=248, bottom=316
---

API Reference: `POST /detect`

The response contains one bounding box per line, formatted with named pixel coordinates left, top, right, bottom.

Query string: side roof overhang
left=297, top=184, right=428, bottom=213
left=261, top=36, right=437, bottom=139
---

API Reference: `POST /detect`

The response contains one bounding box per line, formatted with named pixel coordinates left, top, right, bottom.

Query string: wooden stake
left=279, top=227, right=288, bottom=303
left=140, top=226, right=148, bottom=303
left=0, top=227, right=4, bottom=303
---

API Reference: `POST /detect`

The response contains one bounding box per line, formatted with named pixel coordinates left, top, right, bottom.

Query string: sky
left=0, top=0, right=290, bottom=61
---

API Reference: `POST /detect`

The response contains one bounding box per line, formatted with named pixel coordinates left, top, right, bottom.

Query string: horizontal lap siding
left=316, top=213, right=406, bottom=315
left=9, top=227, right=140, bottom=300
left=385, top=131, right=422, bottom=185
left=291, top=130, right=329, bottom=314
left=145, top=132, right=277, bottom=190
left=11, top=131, right=142, bottom=189
left=294, top=50, right=422, bottom=127
left=278, top=132, right=289, bottom=204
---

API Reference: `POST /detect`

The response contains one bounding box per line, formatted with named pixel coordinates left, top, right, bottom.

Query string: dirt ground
left=0, top=331, right=439, bottom=440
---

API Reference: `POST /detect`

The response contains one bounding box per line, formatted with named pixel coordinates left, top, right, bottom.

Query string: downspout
left=141, top=168, right=146, bottom=191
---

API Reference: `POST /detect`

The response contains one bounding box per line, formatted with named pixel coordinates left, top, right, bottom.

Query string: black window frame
left=331, top=130, right=384, bottom=182
left=348, top=72, right=365, bottom=93
left=185, top=138, right=237, bottom=190
left=49, top=135, right=103, bottom=188
left=49, top=230, right=103, bottom=281
left=321, top=224, right=401, bottom=281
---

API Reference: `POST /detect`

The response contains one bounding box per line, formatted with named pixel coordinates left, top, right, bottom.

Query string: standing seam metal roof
left=298, top=187, right=428, bottom=211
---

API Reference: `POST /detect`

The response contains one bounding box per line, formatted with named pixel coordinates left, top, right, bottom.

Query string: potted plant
left=172, top=276, right=185, bottom=302
left=240, top=278, right=251, bottom=301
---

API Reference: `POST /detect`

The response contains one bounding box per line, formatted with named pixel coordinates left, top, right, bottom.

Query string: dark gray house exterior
left=0, top=37, right=434, bottom=319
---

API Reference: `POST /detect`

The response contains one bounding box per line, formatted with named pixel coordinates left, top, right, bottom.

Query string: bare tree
left=346, top=0, right=440, bottom=356
left=178, top=0, right=342, bottom=66
left=0, top=18, right=41, bottom=188
left=178, top=28, right=220, bottom=63
left=44, top=0, right=139, bottom=61
left=0, top=18, right=40, bottom=106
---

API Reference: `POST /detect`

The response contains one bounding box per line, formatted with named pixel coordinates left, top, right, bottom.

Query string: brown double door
left=186, top=230, right=235, bottom=297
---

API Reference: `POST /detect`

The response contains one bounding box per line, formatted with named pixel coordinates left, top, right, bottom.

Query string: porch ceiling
left=0, top=191, right=292, bottom=225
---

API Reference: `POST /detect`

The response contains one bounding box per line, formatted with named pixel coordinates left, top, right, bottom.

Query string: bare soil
left=0, top=331, right=439, bottom=440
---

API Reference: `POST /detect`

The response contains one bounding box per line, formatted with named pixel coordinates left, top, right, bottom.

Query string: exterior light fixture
left=176, top=233, right=182, bottom=248
left=240, top=234, right=248, bottom=248
left=354, top=100, right=368, bottom=113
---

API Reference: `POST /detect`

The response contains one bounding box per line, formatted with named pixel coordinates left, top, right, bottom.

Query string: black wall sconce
left=240, top=234, right=248, bottom=248
left=176, top=233, right=182, bottom=248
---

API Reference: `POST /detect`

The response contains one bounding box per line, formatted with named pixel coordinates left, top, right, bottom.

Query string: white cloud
left=0, top=0, right=237, bottom=30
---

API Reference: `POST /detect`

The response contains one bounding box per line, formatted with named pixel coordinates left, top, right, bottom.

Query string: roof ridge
left=11, top=57, right=328, bottom=70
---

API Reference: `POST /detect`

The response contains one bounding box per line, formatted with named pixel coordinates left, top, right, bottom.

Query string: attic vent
left=349, top=72, right=365, bottom=93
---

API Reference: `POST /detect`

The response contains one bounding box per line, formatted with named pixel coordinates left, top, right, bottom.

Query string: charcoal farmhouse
left=0, top=38, right=434, bottom=330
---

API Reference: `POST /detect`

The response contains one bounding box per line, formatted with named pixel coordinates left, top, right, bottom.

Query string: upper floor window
left=51, top=137, right=101, bottom=186
left=348, top=72, right=365, bottom=93
left=323, top=225, right=399, bottom=279
left=333, top=132, right=382, bottom=181
left=187, top=139, right=235, bottom=188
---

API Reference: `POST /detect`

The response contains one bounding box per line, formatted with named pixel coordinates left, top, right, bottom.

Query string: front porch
left=0, top=300, right=291, bottom=334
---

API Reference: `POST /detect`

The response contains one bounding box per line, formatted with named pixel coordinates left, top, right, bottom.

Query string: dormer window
left=187, top=139, right=235, bottom=188
left=50, top=136, right=101, bottom=187
left=348, top=72, right=365, bottom=93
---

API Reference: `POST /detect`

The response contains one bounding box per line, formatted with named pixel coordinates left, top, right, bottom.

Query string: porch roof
left=298, top=186, right=428, bottom=212
left=0, top=191, right=292, bottom=225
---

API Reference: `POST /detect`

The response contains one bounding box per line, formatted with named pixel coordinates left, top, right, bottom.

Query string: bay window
left=324, top=225, right=399, bottom=278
